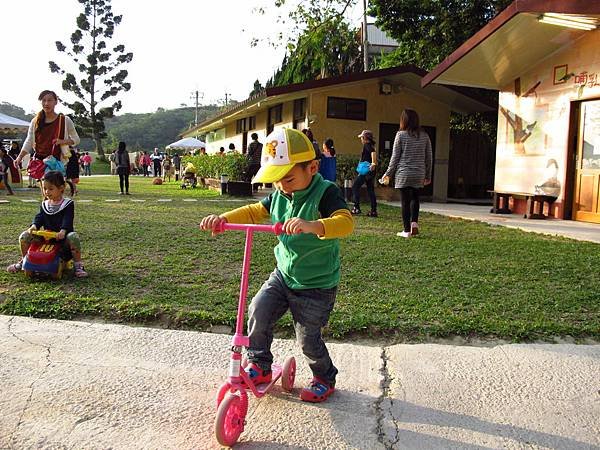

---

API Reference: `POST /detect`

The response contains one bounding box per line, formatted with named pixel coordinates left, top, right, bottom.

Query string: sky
left=1, top=0, right=366, bottom=115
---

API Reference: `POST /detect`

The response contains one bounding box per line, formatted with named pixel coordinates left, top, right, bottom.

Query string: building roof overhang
left=183, top=66, right=493, bottom=137
left=422, top=0, right=600, bottom=90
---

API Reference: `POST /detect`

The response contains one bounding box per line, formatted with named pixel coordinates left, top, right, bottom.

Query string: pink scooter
left=213, top=222, right=296, bottom=447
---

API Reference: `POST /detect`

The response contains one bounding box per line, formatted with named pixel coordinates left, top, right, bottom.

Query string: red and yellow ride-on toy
left=22, top=230, right=73, bottom=279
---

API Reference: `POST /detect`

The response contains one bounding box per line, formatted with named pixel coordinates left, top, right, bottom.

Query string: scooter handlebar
left=219, top=222, right=283, bottom=235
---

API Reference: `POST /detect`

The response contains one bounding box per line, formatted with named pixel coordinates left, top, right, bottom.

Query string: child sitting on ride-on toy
left=6, top=170, right=88, bottom=278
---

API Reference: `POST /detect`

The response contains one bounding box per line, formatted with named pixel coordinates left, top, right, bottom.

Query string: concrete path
left=1, top=315, right=598, bottom=449
left=382, top=201, right=600, bottom=244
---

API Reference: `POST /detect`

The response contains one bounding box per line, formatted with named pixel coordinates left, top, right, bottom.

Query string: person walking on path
left=162, top=155, right=173, bottom=182
left=13, top=90, right=80, bottom=186
left=151, top=148, right=162, bottom=178
left=351, top=130, right=378, bottom=217
left=319, top=138, right=337, bottom=182
left=141, top=151, right=151, bottom=177
left=172, top=153, right=181, bottom=181
left=8, top=142, right=21, bottom=184
left=81, top=152, right=92, bottom=176
left=0, top=147, right=15, bottom=195
left=381, top=109, right=432, bottom=238
left=65, top=148, right=80, bottom=195
left=246, top=132, right=262, bottom=191
left=109, top=150, right=117, bottom=175
left=116, top=142, right=131, bottom=195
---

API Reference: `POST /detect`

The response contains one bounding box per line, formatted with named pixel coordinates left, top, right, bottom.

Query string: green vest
left=270, top=174, right=340, bottom=290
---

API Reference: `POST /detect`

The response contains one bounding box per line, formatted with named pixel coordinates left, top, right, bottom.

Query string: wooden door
left=572, top=100, right=600, bottom=223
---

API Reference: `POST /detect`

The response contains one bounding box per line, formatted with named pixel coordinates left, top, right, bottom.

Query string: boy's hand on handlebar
left=200, top=215, right=227, bottom=236
left=56, top=230, right=66, bottom=240
left=28, top=225, right=37, bottom=234
left=282, top=218, right=324, bottom=236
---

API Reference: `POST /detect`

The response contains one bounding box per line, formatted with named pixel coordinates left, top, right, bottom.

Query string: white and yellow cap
left=252, top=128, right=316, bottom=183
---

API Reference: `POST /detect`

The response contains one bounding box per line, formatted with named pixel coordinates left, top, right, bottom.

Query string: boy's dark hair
left=251, top=132, right=258, bottom=140
left=228, top=143, right=235, bottom=150
left=118, top=141, right=127, bottom=152
left=43, top=170, right=66, bottom=187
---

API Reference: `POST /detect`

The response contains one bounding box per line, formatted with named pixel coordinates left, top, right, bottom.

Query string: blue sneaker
left=242, top=363, right=272, bottom=386
left=300, top=377, right=335, bottom=402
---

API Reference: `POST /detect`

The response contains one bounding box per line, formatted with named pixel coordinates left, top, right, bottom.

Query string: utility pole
left=362, top=0, right=369, bottom=71
left=190, top=89, right=203, bottom=126
left=224, top=91, right=231, bottom=106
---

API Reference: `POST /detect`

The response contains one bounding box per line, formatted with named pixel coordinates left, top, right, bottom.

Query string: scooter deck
left=254, top=363, right=282, bottom=395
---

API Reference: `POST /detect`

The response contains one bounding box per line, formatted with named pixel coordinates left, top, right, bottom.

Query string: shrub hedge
left=180, top=153, right=391, bottom=185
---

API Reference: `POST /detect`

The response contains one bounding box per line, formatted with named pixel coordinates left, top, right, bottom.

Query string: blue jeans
left=247, top=269, right=338, bottom=386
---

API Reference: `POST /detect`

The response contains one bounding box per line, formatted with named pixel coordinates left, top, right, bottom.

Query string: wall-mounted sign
left=553, top=64, right=569, bottom=85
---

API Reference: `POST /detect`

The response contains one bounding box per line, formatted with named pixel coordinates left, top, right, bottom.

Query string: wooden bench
left=489, top=190, right=557, bottom=219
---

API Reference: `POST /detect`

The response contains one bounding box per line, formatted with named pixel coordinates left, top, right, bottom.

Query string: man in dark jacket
left=246, top=133, right=263, bottom=191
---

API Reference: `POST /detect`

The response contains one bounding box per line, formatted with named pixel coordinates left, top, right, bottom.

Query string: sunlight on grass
left=1, top=176, right=598, bottom=341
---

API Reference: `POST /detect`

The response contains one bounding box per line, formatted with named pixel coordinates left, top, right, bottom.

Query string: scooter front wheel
left=215, top=393, right=246, bottom=446
left=281, top=356, right=296, bottom=392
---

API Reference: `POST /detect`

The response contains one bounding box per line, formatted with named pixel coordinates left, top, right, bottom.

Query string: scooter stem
left=234, top=228, right=254, bottom=339
left=219, top=222, right=283, bottom=347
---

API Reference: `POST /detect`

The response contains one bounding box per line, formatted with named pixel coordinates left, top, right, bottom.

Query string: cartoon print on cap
left=266, top=140, right=278, bottom=159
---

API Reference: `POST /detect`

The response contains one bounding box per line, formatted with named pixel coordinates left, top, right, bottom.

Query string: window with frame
left=267, top=104, right=283, bottom=134
left=327, top=96, right=367, bottom=121
left=236, top=118, right=247, bottom=134
left=293, top=98, right=306, bottom=120
left=248, top=116, right=256, bottom=130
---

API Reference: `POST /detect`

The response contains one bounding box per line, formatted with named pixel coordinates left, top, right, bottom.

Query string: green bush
left=182, top=154, right=248, bottom=180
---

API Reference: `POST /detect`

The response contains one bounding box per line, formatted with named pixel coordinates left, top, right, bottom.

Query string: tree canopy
left=369, top=0, right=513, bottom=70
left=261, top=0, right=361, bottom=87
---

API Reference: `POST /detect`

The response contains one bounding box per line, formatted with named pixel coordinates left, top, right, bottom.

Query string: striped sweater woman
left=383, top=109, right=432, bottom=237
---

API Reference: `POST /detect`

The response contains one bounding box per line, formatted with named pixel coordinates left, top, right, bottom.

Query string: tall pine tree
left=49, top=0, right=133, bottom=158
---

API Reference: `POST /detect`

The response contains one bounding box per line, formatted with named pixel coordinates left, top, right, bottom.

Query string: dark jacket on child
left=33, top=198, right=74, bottom=233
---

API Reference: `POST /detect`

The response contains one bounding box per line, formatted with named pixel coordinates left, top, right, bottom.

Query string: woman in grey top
left=382, top=109, right=432, bottom=238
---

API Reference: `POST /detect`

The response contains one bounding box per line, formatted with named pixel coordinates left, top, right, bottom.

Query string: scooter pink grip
left=220, top=222, right=283, bottom=235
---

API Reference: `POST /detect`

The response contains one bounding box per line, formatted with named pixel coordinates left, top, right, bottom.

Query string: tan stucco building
left=424, top=0, right=600, bottom=223
left=183, top=66, right=490, bottom=201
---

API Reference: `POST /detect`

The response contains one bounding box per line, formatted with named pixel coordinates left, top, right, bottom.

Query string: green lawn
left=1, top=176, right=598, bottom=342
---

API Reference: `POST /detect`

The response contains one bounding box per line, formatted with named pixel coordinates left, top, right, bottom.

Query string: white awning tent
left=165, top=137, right=206, bottom=150
left=0, top=112, right=30, bottom=134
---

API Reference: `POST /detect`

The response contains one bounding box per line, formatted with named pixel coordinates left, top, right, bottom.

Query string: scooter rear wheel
left=215, top=393, right=246, bottom=446
left=281, top=356, right=296, bottom=392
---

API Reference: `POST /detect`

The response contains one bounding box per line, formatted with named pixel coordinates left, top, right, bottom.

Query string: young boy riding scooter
left=200, top=128, right=354, bottom=402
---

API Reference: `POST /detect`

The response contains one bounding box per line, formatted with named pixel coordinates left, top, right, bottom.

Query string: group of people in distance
left=5, top=88, right=432, bottom=404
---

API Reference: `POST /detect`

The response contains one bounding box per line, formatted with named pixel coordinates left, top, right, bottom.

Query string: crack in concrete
left=9, top=347, right=52, bottom=447
left=7, top=317, right=53, bottom=448
left=63, top=414, right=100, bottom=444
left=375, top=346, right=401, bottom=449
